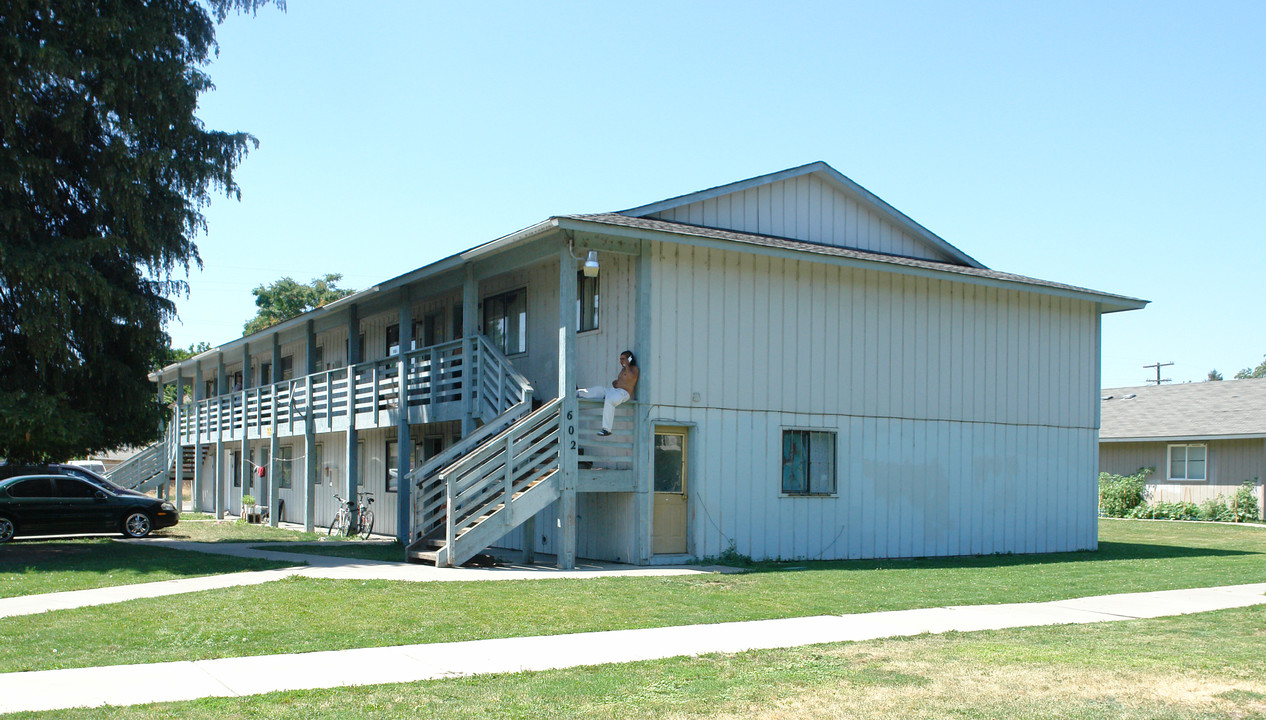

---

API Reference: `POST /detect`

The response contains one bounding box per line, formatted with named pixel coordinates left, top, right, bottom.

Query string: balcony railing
left=175, top=335, right=531, bottom=445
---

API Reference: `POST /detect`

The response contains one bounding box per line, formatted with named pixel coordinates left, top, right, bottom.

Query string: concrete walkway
left=0, top=540, right=733, bottom=619
left=2, top=582, right=1263, bottom=713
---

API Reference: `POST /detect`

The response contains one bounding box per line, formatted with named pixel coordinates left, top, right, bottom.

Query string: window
left=231, top=371, right=243, bottom=392
left=577, top=271, right=599, bottom=332
left=231, top=450, right=241, bottom=487
left=55, top=477, right=98, bottom=498
left=781, top=430, right=836, bottom=495
left=281, top=355, right=294, bottom=380
left=259, top=362, right=271, bottom=386
left=205, top=378, right=217, bottom=398
left=386, top=441, right=398, bottom=493
left=8, top=478, right=54, bottom=497
left=1168, top=444, right=1207, bottom=481
left=422, top=311, right=443, bottom=347
left=279, top=446, right=293, bottom=489
left=483, top=288, right=527, bottom=355
left=452, top=306, right=463, bottom=340
left=386, top=324, right=400, bottom=357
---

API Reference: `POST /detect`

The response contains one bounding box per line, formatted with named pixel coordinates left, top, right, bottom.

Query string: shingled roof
left=563, top=213, right=1146, bottom=312
left=1099, top=378, right=1266, bottom=441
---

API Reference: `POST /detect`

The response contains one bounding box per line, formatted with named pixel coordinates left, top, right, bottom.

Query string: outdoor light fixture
left=583, top=250, right=600, bottom=278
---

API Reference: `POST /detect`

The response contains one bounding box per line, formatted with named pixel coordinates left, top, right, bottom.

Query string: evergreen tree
left=0, top=0, right=280, bottom=462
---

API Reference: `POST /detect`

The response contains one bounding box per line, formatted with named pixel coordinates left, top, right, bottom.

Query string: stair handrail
left=436, top=397, right=562, bottom=565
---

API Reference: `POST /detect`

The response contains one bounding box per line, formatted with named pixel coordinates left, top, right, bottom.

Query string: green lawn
left=0, top=539, right=295, bottom=599
left=1, top=519, right=1263, bottom=673
left=154, top=518, right=352, bottom=543
left=7, top=604, right=1264, bottom=719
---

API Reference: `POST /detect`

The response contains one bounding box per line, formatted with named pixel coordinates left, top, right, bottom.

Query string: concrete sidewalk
left=2, top=582, right=1263, bottom=713
left=0, top=541, right=731, bottom=619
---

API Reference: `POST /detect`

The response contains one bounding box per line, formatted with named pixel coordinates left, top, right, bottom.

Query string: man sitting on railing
left=577, top=350, right=638, bottom=437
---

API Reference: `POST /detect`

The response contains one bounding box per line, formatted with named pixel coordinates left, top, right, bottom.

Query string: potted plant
left=241, top=495, right=259, bottom=523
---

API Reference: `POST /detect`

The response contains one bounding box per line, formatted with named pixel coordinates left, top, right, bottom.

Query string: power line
left=1143, top=361, right=1173, bottom=385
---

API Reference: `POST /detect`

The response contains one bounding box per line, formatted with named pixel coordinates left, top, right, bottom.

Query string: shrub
left=1233, top=480, right=1261, bottom=523
left=1197, top=496, right=1235, bottom=523
left=1099, top=468, right=1151, bottom=517
left=1130, top=501, right=1200, bottom=521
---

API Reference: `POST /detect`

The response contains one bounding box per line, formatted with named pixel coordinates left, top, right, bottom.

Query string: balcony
left=174, top=335, right=530, bottom=445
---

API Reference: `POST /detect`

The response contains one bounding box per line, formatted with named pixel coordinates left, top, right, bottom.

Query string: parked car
left=0, top=462, right=146, bottom=497
left=0, top=474, right=179, bottom=543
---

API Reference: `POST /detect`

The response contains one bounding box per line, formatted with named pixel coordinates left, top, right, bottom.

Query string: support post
left=174, top=375, right=185, bottom=509
left=633, top=239, right=654, bottom=563
left=346, top=305, right=361, bottom=511
left=557, top=241, right=579, bottom=570
left=304, top=320, right=316, bottom=532
left=269, top=400, right=280, bottom=527
left=239, top=342, right=250, bottom=515
left=193, top=360, right=204, bottom=512
left=215, top=352, right=227, bottom=518
left=396, top=289, right=413, bottom=543
left=461, top=263, right=477, bottom=437
left=155, top=379, right=167, bottom=500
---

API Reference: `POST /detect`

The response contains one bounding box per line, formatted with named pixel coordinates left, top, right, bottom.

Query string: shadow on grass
left=0, top=538, right=293, bottom=579
left=723, top=541, right=1260, bottom=576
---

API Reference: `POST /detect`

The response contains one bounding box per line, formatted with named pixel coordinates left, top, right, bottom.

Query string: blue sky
left=182, top=1, right=1266, bottom=388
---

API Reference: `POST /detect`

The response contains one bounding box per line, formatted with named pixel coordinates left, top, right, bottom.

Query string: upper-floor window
left=577, top=271, right=599, bottom=332
left=484, top=288, right=527, bottom=356
left=1168, top=444, right=1206, bottom=481
left=781, top=430, right=836, bottom=496
left=386, top=324, right=400, bottom=357
left=259, top=362, right=271, bottom=386
left=281, top=355, right=294, bottom=380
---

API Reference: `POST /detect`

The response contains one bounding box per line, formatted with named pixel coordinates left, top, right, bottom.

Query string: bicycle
left=329, top=493, right=375, bottom=539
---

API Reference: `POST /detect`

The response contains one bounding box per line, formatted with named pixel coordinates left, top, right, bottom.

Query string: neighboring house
left=138, top=161, right=1145, bottom=567
left=1099, top=379, right=1266, bottom=517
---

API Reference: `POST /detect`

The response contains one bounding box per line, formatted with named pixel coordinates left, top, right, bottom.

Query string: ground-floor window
left=279, top=446, right=293, bottom=489
left=313, top=443, right=324, bottom=485
left=1168, top=443, right=1207, bottom=481
left=781, top=430, right=836, bottom=495
left=386, top=440, right=398, bottom=493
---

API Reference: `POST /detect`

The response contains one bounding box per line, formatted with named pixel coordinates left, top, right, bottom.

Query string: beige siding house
left=135, top=162, right=1145, bottom=566
left=1100, top=379, right=1266, bottom=517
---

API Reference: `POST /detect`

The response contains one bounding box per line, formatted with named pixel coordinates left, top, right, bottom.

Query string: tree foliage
left=243, top=274, right=355, bottom=335
left=0, top=0, right=280, bottom=463
left=1233, top=355, right=1266, bottom=380
left=1206, top=369, right=1223, bottom=381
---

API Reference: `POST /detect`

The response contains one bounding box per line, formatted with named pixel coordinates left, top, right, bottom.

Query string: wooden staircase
left=407, top=397, right=563, bottom=566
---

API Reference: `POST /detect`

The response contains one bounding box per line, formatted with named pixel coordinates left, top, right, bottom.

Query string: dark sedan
left=0, top=474, right=179, bottom=543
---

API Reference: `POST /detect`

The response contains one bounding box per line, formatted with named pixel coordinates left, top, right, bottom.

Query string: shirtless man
left=577, top=350, right=639, bottom=436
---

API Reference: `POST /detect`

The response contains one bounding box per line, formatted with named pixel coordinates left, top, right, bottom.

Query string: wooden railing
left=174, top=335, right=530, bottom=445
left=434, top=397, right=562, bottom=566
left=575, top=399, right=635, bottom=471
left=106, top=420, right=176, bottom=491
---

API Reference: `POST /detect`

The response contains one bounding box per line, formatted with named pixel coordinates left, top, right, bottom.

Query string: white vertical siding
left=643, top=242, right=1101, bottom=561
left=648, top=175, right=955, bottom=262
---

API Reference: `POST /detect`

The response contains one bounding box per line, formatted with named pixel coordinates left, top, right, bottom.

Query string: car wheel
left=122, top=511, right=153, bottom=538
left=0, top=516, right=14, bottom=543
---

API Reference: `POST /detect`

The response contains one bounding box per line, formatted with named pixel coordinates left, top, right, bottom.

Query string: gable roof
left=1099, top=378, right=1266, bottom=442
left=619, top=161, right=984, bottom=269
left=559, top=213, right=1146, bottom=313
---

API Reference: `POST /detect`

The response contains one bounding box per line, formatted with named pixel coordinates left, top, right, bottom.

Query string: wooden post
left=633, top=239, right=654, bottom=564
left=214, top=352, right=226, bottom=519
left=155, top=379, right=167, bottom=500
left=346, top=304, right=361, bottom=511
left=304, top=320, right=316, bottom=532
left=174, top=375, right=185, bottom=509
left=396, top=288, right=413, bottom=543
left=193, top=360, right=204, bottom=512
left=557, top=241, right=579, bottom=570
left=461, top=263, right=477, bottom=437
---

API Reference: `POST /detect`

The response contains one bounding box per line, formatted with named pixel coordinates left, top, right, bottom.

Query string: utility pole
left=1143, top=361, right=1173, bottom=385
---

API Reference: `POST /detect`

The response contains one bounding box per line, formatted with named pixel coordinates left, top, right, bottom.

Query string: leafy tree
left=1206, top=369, right=1223, bottom=381
left=157, top=342, right=212, bottom=405
left=243, top=274, right=355, bottom=335
left=1234, top=355, right=1266, bottom=380
left=0, top=0, right=281, bottom=463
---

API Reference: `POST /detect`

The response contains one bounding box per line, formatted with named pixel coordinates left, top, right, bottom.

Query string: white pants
left=577, top=386, right=630, bottom=431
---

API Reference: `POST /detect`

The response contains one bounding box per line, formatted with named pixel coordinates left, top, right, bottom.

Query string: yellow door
left=652, top=427, right=688, bottom=554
